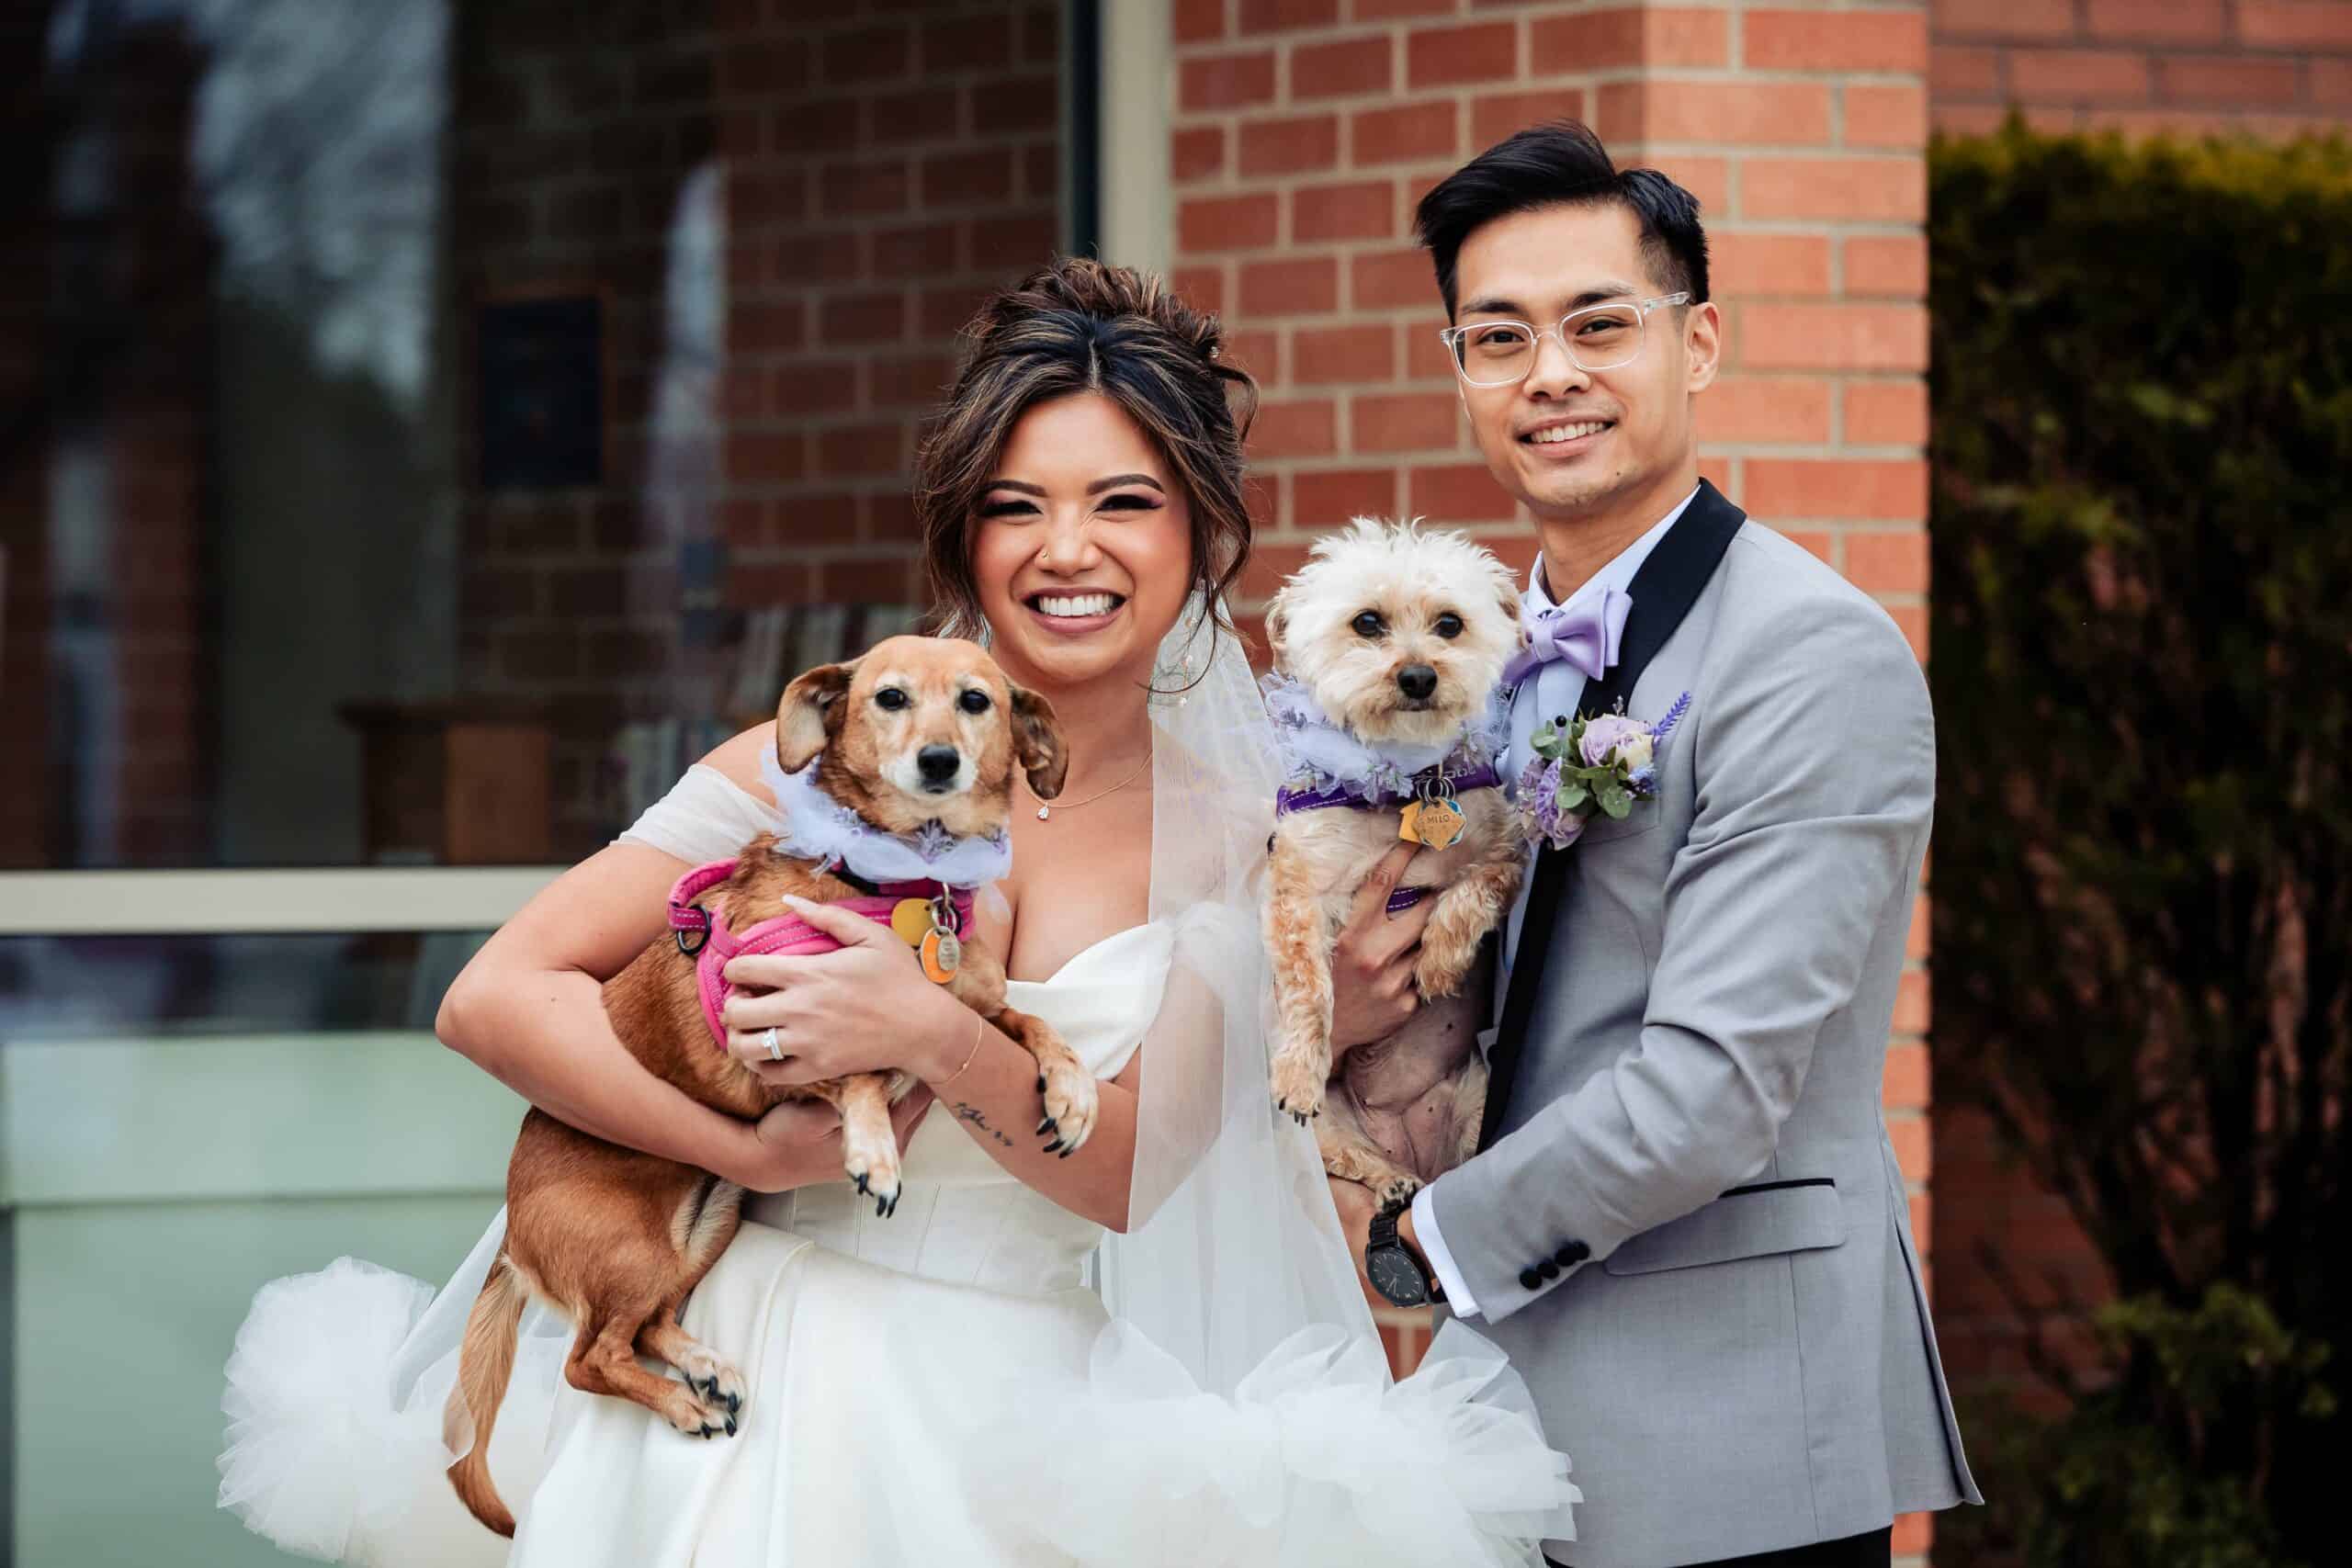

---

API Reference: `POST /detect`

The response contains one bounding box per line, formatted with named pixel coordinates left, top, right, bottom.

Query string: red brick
left=919, top=149, right=1014, bottom=208
left=1400, top=321, right=1460, bottom=383
left=1932, top=46, right=2003, bottom=98
left=2009, top=49, right=2153, bottom=103
left=1471, top=89, right=1590, bottom=151
left=1697, top=377, right=1834, bottom=444
left=1294, top=467, right=1400, bottom=525
left=1182, top=50, right=1278, bottom=111
left=1407, top=22, right=1519, bottom=88
left=2316, top=60, right=2352, bottom=105
left=1352, top=101, right=1460, bottom=166
left=1849, top=528, right=1930, bottom=594
left=1844, top=235, right=1926, bottom=299
left=1239, top=113, right=1341, bottom=176
left=917, top=14, right=1013, bottom=73
left=1884, top=1042, right=1931, bottom=1111
left=1711, top=233, right=1832, bottom=298
left=1846, top=85, right=1928, bottom=149
left=2158, top=55, right=2301, bottom=104
left=1893, top=1512, right=1935, bottom=1558
left=1890, top=1114, right=1932, bottom=1183
left=970, top=211, right=1058, bottom=270
left=1931, top=0, right=2075, bottom=39
left=1352, top=391, right=1460, bottom=452
left=865, top=344, right=954, bottom=405
left=2086, top=0, right=2224, bottom=39
left=1175, top=0, right=1227, bottom=43
left=1770, top=530, right=1833, bottom=564
left=816, top=423, right=906, bottom=479
left=1846, top=379, right=1928, bottom=446
left=1931, top=103, right=2010, bottom=137
left=1530, top=7, right=1729, bottom=72
left=820, top=556, right=922, bottom=604
left=1352, top=247, right=1437, bottom=310
left=1226, top=328, right=1283, bottom=382
left=821, top=23, right=910, bottom=83
left=1644, top=154, right=1728, bottom=216
left=1179, top=192, right=1281, bottom=253
left=975, top=76, right=1059, bottom=136
left=1171, top=263, right=1230, bottom=316
left=1743, top=8, right=1928, bottom=73
left=1021, top=142, right=1059, bottom=198
left=1239, top=541, right=1318, bottom=603
left=1239, top=0, right=1339, bottom=31
left=1241, top=255, right=1340, bottom=315
left=1890, top=603, right=1928, bottom=661
left=873, top=220, right=962, bottom=277
left=1743, top=158, right=1927, bottom=222
left=1292, top=36, right=1393, bottom=99
left=730, top=170, right=807, bottom=231
left=1173, top=126, right=1227, bottom=184
left=2240, top=1, right=2352, bottom=49
left=1746, top=458, right=1928, bottom=520
left=734, top=299, right=807, bottom=355
left=1294, top=323, right=1396, bottom=383
left=1408, top=463, right=1514, bottom=523
left=1600, top=80, right=1833, bottom=146
left=821, top=158, right=913, bottom=218
left=727, top=429, right=807, bottom=485
left=1351, top=0, right=1453, bottom=17
left=770, top=361, right=854, bottom=416
left=1293, top=180, right=1396, bottom=242
left=821, top=290, right=910, bottom=345
left=1250, top=399, right=1340, bottom=459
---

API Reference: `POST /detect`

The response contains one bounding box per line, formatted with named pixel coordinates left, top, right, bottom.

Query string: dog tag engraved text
left=920, top=926, right=962, bottom=984
left=1401, top=797, right=1467, bottom=852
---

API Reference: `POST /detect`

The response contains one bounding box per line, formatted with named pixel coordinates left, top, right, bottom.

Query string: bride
left=218, top=258, right=1577, bottom=1566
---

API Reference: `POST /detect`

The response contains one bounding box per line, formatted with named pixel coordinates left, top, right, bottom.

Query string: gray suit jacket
left=1428, top=484, right=1980, bottom=1568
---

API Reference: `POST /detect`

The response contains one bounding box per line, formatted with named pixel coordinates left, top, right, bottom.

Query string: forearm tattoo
left=951, top=1100, right=1013, bottom=1148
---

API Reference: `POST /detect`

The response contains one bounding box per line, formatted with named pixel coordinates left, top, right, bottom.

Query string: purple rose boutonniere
left=1515, top=692, right=1690, bottom=851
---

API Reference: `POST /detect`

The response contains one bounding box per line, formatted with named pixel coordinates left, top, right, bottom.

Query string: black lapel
left=1477, top=479, right=1747, bottom=1151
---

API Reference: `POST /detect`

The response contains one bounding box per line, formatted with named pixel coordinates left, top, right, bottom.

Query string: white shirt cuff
left=1411, top=1183, right=1479, bottom=1319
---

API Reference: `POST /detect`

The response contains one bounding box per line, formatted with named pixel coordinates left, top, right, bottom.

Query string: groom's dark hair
left=1413, top=120, right=1711, bottom=319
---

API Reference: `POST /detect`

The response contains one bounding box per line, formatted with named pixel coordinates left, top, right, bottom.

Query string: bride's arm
left=435, top=728, right=874, bottom=1194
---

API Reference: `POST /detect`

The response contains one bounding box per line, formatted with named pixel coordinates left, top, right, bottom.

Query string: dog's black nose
left=917, top=745, right=962, bottom=784
left=1396, top=664, right=1438, bottom=700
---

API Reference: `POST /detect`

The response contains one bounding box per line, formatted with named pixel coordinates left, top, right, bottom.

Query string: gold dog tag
left=888, top=897, right=933, bottom=946
left=1400, top=797, right=1467, bottom=852
left=920, top=925, right=962, bottom=984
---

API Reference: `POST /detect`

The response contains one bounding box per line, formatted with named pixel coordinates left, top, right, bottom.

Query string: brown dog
left=446, top=636, right=1091, bottom=1538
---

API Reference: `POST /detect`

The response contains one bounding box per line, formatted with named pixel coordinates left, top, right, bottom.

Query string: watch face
left=1367, top=1245, right=1429, bottom=1307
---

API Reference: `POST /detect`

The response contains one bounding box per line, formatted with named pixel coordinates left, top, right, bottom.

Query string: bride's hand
left=1329, top=843, right=1438, bottom=1052
left=731, top=1083, right=937, bottom=1193
left=718, top=897, right=970, bottom=1085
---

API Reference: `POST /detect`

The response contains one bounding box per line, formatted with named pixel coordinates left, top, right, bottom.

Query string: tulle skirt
left=219, top=1213, right=1577, bottom=1566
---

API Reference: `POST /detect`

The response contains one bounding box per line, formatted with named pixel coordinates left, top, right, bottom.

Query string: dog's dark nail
left=1058, top=1147, right=1071, bottom=1159
left=1036, top=1118, right=1052, bottom=1134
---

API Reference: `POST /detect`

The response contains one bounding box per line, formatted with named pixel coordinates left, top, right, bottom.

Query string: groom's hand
left=1329, top=843, right=1435, bottom=1052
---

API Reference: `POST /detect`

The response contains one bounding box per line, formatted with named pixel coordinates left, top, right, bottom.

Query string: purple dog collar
left=1273, top=759, right=1504, bottom=820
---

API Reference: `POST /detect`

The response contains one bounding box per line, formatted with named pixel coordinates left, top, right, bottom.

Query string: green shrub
left=1928, top=122, right=2352, bottom=1565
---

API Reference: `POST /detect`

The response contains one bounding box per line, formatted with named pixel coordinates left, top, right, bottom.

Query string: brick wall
left=449, top=0, right=1063, bottom=854
left=1166, top=3, right=1934, bottom=1558
left=1931, top=0, right=2352, bottom=137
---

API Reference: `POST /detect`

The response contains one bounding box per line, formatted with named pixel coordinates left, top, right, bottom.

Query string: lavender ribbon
left=1501, top=586, right=1631, bottom=687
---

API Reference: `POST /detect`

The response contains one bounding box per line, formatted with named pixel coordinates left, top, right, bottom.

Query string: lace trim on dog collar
left=1259, top=671, right=1510, bottom=806
left=760, top=749, right=1015, bottom=891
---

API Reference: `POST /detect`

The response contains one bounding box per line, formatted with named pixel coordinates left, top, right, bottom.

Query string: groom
left=1338, top=123, right=1980, bottom=1567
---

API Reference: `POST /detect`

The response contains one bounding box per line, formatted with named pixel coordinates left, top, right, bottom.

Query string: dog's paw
left=1035, top=1050, right=1099, bottom=1156
left=841, top=1130, right=904, bottom=1219
left=1412, top=946, right=1475, bottom=1001
left=664, top=1386, right=739, bottom=1440
left=674, top=1346, right=746, bottom=1418
left=1376, top=1171, right=1424, bottom=1208
left=1268, top=1048, right=1327, bottom=1124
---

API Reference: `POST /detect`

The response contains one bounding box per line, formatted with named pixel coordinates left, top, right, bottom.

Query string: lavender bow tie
left=1502, top=587, right=1631, bottom=687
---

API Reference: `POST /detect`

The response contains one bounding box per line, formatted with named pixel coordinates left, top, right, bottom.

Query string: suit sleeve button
left=1538, top=1259, right=1560, bottom=1279
left=1555, top=1240, right=1590, bottom=1267
left=1518, top=1267, right=1544, bottom=1291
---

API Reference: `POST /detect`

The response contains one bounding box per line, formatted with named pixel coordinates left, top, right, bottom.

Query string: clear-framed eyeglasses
left=1439, top=291, right=1693, bottom=388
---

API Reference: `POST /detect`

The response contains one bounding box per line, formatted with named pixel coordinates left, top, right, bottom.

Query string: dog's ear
left=775, top=660, right=859, bottom=773
left=1008, top=684, right=1069, bottom=801
left=1263, top=592, right=1291, bottom=666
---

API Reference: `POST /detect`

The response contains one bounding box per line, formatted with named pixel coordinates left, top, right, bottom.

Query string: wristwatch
left=1365, top=1196, right=1443, bottom=1308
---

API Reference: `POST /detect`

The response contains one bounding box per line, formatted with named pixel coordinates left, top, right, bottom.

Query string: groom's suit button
left=1518, top=1266, right=1544, bottom=1291
left=1555, top=1241, right=1590, bottom=1267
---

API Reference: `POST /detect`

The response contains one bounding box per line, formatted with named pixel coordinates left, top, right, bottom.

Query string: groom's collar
left=1527, top=484, right=1701, bottom=617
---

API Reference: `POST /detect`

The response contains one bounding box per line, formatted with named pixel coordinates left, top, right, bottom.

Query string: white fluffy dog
left=1261, top=519, right=1527, bottom=1202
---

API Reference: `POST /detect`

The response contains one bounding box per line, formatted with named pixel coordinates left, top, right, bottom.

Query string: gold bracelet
left=933, top=1010, right=985, bottom=1089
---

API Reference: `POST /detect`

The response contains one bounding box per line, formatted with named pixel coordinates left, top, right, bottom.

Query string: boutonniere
left=1516, top=693, right=1690, bottom=851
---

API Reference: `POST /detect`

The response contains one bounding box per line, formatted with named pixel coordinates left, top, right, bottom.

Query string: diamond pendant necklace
left=1027, top=750, right=1153, bottom=821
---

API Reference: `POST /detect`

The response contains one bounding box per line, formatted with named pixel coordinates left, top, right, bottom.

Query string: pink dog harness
left=667, top=860, right=976, bottom=1051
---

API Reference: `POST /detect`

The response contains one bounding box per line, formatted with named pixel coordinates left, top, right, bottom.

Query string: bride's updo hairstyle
left=916, top=257, right=1260, bottom=653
